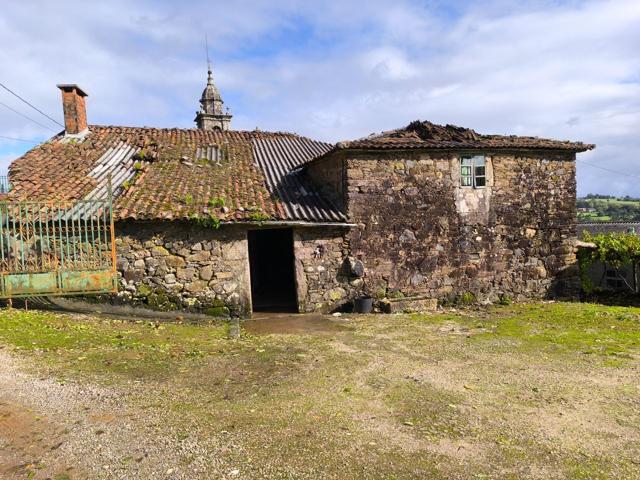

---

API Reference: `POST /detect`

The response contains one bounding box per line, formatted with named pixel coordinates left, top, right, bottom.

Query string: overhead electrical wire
left=576, top=158, right=640, bottom=181
left=0, top=81, right=64, bottom=128
left=0, top=135, right=40, bottom=144
left=0, top=100, right=58, bottom=132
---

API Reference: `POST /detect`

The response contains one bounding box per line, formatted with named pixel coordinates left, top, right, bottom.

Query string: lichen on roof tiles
left=7, top=125, right=346, bottom=223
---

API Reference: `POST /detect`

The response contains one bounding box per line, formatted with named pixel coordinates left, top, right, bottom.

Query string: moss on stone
left=204, top=306, right=230, bottom=317
left=458, top=292, right=476, bottom=305
left=147, top=291, right=178, bottom=311
left=388, top=290, right=405, bottom=299
left=137, top=284, right=153, bottom=297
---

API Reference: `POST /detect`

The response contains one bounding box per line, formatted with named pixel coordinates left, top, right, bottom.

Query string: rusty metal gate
left=0, top=195, right=117, bottom=298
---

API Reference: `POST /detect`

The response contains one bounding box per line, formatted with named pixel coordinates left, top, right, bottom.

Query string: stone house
left=7, top=72, right=594, bottom=316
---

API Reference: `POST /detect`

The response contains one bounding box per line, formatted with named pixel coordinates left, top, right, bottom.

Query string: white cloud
left=360, top=47, right=421, bottom=81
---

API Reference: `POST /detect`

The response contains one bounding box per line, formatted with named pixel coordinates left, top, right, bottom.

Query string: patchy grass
left=482, top=303, right=640, bottom=354
left=0, top=310, right=229, bottom=379
left=0, top=302, right=639, bottom=479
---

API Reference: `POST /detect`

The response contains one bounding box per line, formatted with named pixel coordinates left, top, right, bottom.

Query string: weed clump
left=208, top=197, right=225, bottom=208
left=188, top=213, right=221, bottom=229
left=247, top=212, right=270, bottom=222
left=498, top=294, right=511, bottom=306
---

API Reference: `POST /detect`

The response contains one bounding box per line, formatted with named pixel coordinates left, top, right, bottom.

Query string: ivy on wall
left=578, top=232, right=640, bottom=293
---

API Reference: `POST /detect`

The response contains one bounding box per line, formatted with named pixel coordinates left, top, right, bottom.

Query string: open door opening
left=248, top=228, right=297, bottom=312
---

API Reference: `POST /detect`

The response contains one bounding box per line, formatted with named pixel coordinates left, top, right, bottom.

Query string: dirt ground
left=0, top=302, right=638, bottom=479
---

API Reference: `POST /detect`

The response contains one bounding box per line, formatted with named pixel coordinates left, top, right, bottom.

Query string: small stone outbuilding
left=579, top=222, right=640, bottom=292
left=7, top=74, right=594, bottom=316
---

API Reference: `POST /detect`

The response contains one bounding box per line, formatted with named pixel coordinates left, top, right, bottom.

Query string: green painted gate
left=0, top=196, right=117, bottom=298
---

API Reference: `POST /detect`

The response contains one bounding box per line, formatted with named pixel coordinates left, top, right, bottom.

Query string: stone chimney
left=56, top=84, right=88, bottom=135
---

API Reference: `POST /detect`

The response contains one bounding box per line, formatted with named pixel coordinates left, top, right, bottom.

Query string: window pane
left=475, top=176, right=486, bottom=187
left=461, top=175, right=472, bottom=186
left=473, top=155, right=485, bottom=166
left=461, top=166, right=472, bottom=176
left=461, top=157, right=472, bottom=166
left=475, top=165, right=485, bottom=176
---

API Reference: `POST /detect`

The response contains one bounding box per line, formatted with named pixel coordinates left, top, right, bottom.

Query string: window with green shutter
left=460, top=155, right=486, bottom=188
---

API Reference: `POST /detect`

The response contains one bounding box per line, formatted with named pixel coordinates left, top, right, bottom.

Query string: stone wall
left=114, top=222, right=357, bottom=316
left=115, top=221, right=251, bottom=317
left=112, top=147, right=578, bottom=314
left=292, top=227, right=358, bottom=312
left=311, top=149, right=579, bottom=303
left=305, top=154, right=346, bottom=212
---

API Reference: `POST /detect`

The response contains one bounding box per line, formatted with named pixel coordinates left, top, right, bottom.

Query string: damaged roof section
left=84, top=142, right=141, bottom=201
left=334, top=120, right=595, bottom=152
left=8, top=125, right=346, bottom=224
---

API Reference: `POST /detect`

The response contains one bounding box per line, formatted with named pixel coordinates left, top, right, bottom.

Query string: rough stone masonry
left=7, top=78, right=593, bottom=317
left=307, top=149, right=580, bottom=305
left=114, top=148, right=580, bottom=317
left=114, top=222, right=359, bottom=316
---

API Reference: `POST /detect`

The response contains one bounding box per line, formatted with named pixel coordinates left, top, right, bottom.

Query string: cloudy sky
left=0, top=0, right=638, bottom=196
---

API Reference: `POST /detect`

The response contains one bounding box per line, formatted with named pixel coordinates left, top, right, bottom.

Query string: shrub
left=578, top=232, right=640, bottom=293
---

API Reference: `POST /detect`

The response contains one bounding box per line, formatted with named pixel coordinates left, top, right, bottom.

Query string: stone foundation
left=113, top=222, right=356, bottom=317
left=114, top=221, right=251, bottom=317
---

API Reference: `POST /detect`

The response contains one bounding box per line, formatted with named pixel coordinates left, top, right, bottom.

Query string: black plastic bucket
left=354, top=296, right=373, bottom=314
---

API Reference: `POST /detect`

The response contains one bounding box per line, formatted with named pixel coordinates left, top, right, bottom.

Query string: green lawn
left=0, top=303, right=639, bottom=479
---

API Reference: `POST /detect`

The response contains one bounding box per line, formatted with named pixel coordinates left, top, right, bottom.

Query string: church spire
left=195, top=66, right=232, bottom=131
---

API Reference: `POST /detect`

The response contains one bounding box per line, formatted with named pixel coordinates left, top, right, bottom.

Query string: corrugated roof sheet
left=7, top=125, right=347, bottom=224
left=252, top=136, right=344, bottom=222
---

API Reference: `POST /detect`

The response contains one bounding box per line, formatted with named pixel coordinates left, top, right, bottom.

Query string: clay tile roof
left=7, top=125, right=346, bottom=224
left=335, top=120, right=595, bottom=152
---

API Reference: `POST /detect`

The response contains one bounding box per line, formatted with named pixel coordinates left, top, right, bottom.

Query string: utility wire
left=0, top=135, right=40, bottom=144
left=576, top=158, right=640, bottom=181
left=0, top=101, right=58, bottom=132
left=0, top=82, right=64, bottom=128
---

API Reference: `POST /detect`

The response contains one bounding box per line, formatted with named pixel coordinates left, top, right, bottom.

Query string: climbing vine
left=578, top=231, right=640, bottom=293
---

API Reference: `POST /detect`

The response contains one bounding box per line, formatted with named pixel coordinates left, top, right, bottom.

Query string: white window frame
left=605, top=268, right=624, bottom=290
left=460, top=155, right=486, bottom=189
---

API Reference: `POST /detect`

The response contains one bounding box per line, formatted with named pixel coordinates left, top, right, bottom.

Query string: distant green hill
left=577, top=195, right=640, bottom=223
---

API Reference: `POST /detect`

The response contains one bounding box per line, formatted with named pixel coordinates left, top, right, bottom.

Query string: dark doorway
left=248, top=228, right=297, bottom=312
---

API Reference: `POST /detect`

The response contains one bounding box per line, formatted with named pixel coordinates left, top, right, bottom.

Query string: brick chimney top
left=56, top=84, right=88, bottom=135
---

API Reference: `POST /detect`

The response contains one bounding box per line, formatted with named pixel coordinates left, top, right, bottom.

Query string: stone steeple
left=195, top=69, right=232, bottom=131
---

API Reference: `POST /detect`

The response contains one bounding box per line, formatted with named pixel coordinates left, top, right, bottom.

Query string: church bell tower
left=194, top=68, right=232, bottom=131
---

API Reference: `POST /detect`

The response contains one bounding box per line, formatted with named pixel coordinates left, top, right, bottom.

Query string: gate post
left=108, top=175, right=117, bottom=292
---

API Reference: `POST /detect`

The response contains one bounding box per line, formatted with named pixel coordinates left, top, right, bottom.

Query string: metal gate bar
left=0, top=193, right=117, bottom=298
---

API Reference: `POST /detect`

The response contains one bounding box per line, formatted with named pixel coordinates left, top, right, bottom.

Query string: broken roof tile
left=334, top=120, right=595, bottom=152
